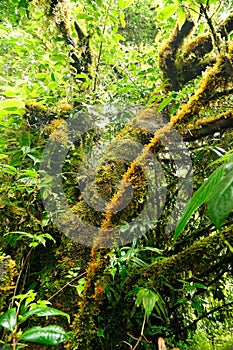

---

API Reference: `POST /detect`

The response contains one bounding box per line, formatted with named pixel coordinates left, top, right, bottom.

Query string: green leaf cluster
left=0, top=291, right=73, bottom=348
left=175, top=153, right=233, bottom=239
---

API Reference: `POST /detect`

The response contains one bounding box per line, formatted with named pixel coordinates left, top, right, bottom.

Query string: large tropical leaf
left=20, top=325, right=71, bottom=346
left=208, top=167, right=233, bottom=228
left=174, top=164, right=225, bottom=240
left=19, top=307, right=70, bottom=324
left=0, top=308, right=17, bottom=331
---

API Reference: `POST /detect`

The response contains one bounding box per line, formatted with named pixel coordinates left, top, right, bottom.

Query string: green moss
left=0, top=255, right=17, bottom=312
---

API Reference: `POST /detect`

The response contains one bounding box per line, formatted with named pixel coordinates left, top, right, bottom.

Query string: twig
left=10, top=247, right=33, bottom=307
left=200, top=3, right=220, bottom=52
left=93, top=2, right=112, bottom=91
left=48, top=271, right=87, bottom=301
left=187, top=301, right=233, bottom=330
left=122, top=313, right=152, bottom=350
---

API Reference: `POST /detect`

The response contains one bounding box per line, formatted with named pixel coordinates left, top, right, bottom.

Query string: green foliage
left=174, top=153, right=233, bottom=239
left=6, top=231, right=56, bottom=248
left=0, top=308, right=17, bottom=331
left=0, top=1, right=233, bottom=349
left=157, top=4, right=178, bottom=22
left=20, top=325, right=73, bottom=346
left=208, top=166, right=233, bottom=229
left=0, top=290, right=72, bottom=348
left=135, top=288, right=167, bottom=319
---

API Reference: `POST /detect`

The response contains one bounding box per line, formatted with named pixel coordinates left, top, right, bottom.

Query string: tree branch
left=163, top=12, right=233, bottom=89
left=187, top=301, right=233, bottom=330
left=125, top=228, right=233, bottom=296
left=182, top=113, right=233, bottom=141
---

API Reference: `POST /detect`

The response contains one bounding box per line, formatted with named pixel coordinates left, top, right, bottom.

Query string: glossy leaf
left=0, top=98, right=24, bottom=110
left=157, top=96, right=173, bottom=112
left=174, top=297, right=188, bottom=306
left=136, top=288, right=158, bottom=318
left=118, top=0, right=133, bottom=10
left=157, top=4, right=178, bottom=21
left=174, top=163, right=225, bottom=240
left=177, top=7, right=186, bottom=27
left=19, top=307, right=70, bottom=324
left=20, top=325, right=71, bottom=345
left=0, top=308, right=17, bottom=331
left=0, top=164, right=17, bottom=175
left=208, top=168, right=233, bottom=229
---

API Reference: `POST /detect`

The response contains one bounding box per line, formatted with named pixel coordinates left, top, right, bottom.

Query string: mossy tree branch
left=67, top=13, right=233, bottom=350
left=47, top=0, right=92, bottom=77
left=159, top=12, right=233, bottom=91
left=182, top=111, right=233, bottom=141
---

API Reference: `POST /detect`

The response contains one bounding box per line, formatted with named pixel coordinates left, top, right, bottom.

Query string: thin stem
left=123, top=312, right=151, bottom=350
left=93, top=1, right=112, bottom=91
left=11, top=247, right=33, bottom=307
left=200, top=3, right=220, bottom=52
left=48, top=271, right=87, bottom=301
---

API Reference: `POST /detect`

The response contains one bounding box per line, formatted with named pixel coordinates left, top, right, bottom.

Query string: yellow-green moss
left=0, top=256, right=17, bottom=312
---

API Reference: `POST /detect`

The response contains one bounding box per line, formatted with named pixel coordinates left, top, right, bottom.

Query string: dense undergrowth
left=0, top=0, right=233, bottom=349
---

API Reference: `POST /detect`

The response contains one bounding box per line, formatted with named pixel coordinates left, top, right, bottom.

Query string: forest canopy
left=0, top=0, right=233, bottom=349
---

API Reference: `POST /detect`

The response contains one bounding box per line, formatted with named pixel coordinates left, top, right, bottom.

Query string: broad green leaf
left=19, top=307, right=70, bottom=324
left=0, top=308, right=17, bottom=331
left=0, top=110, right=8, bottom=119
left=193, top=283, right=207, bottom=289
left=0, top=154, right=7, bottom=159
left=136, top=288, right=146, bottom=307
left=191, top=297, right=204, bottom=312
left=0, top=98, right=24, bottom=110
left=208, top=168, right=233, bottom=229
left=75, top=73, right=89, bottom=80
left=0, top=164, right=17, bottom=175
left=13, top=289, right=36, bottom=304
left=157, top=96, right=173, bottom=112
left=118, top=0, right=133, bottom=10
left=174, top=163, right=225, bottom=240
left=3, top=89, right=21, bottom=97
left=157, top=4, right=178, bottom=21
left=147, top=94, right=163, bottom=105
left=48, top=81, right=58, bottom=90
left=51, top=72, right=56, bottom=81
left=136, top=288, right=158, bottom=318
left=208, top=150, right=233, bottom=167
left=177, top=7, right=186, bottom=28
left=97, top=328, right=104, bottom=337
left=143, top=290, right=158, bottom=318
left=19, top=170, right=38, bottom=178
left=112, top=33, right=125, bottom=43
left=76, top=13, right=93, bottom=21
left=35, top=73, right=47, bottom=79
left=174, top=297, right=188, bottom=306
left=20, top=325, right=70, bottom=345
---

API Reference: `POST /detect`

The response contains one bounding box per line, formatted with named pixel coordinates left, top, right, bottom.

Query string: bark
left=47, top=0, right=92, bottom=77
left=67, top=28, right=233, bottom=349
left=159, top=12, right=233, bottom=91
